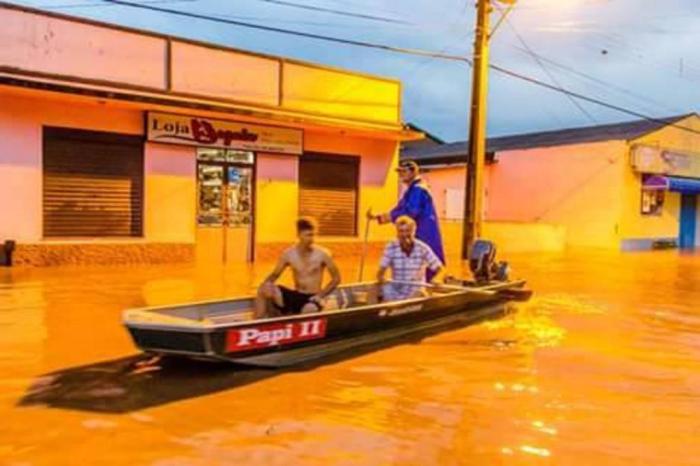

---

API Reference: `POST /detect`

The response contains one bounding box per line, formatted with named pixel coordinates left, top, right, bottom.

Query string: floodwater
left=1, top=250, right=699, bottom=465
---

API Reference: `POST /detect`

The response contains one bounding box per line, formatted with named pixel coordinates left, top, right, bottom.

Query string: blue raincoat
left=390, top=178, right=445, bottom=278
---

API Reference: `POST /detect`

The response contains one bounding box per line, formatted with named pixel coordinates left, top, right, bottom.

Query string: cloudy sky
left=9, top=0, right=700, bottom=141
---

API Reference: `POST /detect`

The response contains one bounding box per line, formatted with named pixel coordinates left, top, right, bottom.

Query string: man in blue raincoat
left=370, top=160, right=445, bottom=280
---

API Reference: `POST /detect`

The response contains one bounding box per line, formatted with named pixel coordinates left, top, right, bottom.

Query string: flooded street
left=1, top=250, right=699, bottom=466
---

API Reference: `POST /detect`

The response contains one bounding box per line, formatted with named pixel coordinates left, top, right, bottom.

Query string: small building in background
left=0, top=3, right=420, bottom=266
left=403, top=114, right=700, bottom=254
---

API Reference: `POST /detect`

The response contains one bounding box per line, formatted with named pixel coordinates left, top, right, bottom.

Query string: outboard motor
left=469, top=240, right=509, bottom=284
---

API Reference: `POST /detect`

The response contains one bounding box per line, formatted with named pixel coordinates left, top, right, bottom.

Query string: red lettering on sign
left=191, top=118, right=217, bottom=144
left=191, top=118, right=260, bottom=146
left=226, top=318, right=327, bottom=352
left=218, top=127, right=259, bottom=145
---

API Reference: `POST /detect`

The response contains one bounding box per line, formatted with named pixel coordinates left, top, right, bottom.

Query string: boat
left=123, top=240, right=532, bottom=367
left=123, top=279, right=529, bottom=368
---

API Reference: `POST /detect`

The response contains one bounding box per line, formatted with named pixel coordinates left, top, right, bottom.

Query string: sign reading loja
left=226, top=319, right=327, bottom=352
left=147, top=112, right=303, bottom=154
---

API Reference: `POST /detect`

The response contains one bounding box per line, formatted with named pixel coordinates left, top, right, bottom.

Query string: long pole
left=358, top=209, right=372, bottom=281
left=462, top=0, right=491, bottom=259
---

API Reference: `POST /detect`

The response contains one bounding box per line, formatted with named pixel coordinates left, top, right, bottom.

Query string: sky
left=8, top=0, right=700, bottom=141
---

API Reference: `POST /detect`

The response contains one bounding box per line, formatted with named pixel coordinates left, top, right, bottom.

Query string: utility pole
left=461, top=0, right=492, bottom=259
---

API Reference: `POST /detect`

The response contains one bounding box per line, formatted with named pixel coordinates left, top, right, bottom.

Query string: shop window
left=299, top=153, right=359, bottom=236
left=197, top=149, right=254, bottom=164
left=196, top=149, right=254, bottom=227
left=641, top=188, right=665, bottom=216
left=43, top=127, right=144, bottom=237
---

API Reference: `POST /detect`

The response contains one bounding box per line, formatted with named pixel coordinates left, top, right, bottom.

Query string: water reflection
left=0, top=251, right=699, bottom=465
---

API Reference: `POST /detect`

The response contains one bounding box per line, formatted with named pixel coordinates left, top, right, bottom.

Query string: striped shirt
left=379, top=239, right=443, bottom=300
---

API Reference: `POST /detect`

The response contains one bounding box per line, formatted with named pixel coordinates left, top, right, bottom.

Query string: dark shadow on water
left=18, top=309, right=510, bottom=413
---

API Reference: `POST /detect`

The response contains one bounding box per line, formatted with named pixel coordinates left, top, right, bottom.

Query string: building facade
left=0, top=3, right=419, bottom=266
left=403, top=115, right=700, bottom=253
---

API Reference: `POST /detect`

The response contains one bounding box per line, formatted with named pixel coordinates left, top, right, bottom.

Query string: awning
left=644, top=175, right=700, bottom=194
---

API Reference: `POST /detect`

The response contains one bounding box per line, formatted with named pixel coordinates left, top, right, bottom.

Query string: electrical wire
left=98, top=0, right=470, bottom=61
left=509, top=45, right=684, bottom=116
left=488, top=63, right=700, bottom=136
left=245, top=0, right=411, bottom=25
left=495, top=2, right=597, bottom=124
left=43, top=0, right=700, bottom=137
left=38, top=0, right=195, bottom=9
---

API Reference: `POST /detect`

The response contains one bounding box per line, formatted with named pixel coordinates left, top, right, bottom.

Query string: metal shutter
left=299, top=153, right=359, bottom=236
left=43, top=127, right=144, bottom=238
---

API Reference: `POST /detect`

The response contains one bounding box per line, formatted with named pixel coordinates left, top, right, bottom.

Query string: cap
left=396, top=160, right=419, bottom=172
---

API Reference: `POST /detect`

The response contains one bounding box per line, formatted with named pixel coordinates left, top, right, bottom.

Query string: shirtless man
left=255, top=217, right=341, bottom=319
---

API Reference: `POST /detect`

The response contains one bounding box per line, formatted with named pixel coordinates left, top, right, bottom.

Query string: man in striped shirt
left=376, top=215, right=445, bottom=302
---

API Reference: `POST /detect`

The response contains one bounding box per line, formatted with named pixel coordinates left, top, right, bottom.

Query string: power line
left=583, top=31, right=700, bottom=86
left=212, top=12, right=395, bottom=30
left=99, top=0, right=468, bottom=61
left=246, top=0, right=411, bottom=25
left=496, top=3, right=597, bottom=125
left=488, top=63, right=700, bottom=136
left=42, top=0, right=363, bottom=30
left=89, top=0, right=700, bottom=137
left=39, top=0, right=195, bottom=9
left=510, top=45, right=684, bottom=116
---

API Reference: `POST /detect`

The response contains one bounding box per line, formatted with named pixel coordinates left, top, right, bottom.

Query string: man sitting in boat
left=255, top=217, right=341, bottom=319
left=376, top=215, right=444, bottom=302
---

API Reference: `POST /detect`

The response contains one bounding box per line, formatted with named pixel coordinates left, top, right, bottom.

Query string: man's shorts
left=274, top=286, right=323, bottom=315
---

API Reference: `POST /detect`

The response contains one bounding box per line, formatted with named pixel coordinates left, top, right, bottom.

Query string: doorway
left=196, top=149, right=255, bottom=263
left=679, top=194, right=697, bottom=250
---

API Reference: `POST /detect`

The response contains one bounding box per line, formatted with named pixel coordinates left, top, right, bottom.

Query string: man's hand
left=367, top=208, right=393, bottom=224
left=301, top=295, right=325, bottom=314
left=370, top=212, right=391, bottom=224
left=310, top=294, right=324, bottom=304
left=429, top=266, right=446, bottom=285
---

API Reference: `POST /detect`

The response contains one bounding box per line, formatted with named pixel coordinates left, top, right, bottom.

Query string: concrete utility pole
left=461, top=0, right=515, bottom=260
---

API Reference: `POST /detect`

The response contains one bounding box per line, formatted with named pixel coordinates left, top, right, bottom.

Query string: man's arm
left=375, top=265, right=389, bottom=301
left=373, top=185, right=422, bottom=224
left=255, top=252, right=289, bottom=319
left=423, top=243, right=444, bottom=283
left=376, top=265, right=388, bottom=284
left=262, top=253, right=289, bottom=285
left=375, top=243, right=393, bottom=300
left=375, top=186, right=428, bottom=225
left=314, top=251, right=341, bottom=300
left=376, top=243, right=393, bottom=284
left=428, top=265, right=445, bottom=284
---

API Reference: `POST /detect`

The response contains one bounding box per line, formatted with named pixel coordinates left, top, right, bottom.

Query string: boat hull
left=125, top=281, right=525, bottom=368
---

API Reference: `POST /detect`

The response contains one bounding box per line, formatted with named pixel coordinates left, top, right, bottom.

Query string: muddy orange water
left=1, top=250, right=699, bottom=465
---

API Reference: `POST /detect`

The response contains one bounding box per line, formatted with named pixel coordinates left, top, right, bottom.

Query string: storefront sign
left=226, top=318, right=327, bottom=352
left=631, top=144, right=700, bottom=178
left=147, top=112, right=302, bottom=154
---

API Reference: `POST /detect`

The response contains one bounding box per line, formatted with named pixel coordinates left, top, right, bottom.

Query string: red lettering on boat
left=226, top=318, right=327, bottom=352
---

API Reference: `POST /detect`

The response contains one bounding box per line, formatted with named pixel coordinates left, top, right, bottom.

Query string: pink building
left=403, top=115, right=700, bottom=253
left=0, top=3, right=419, bottom=266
